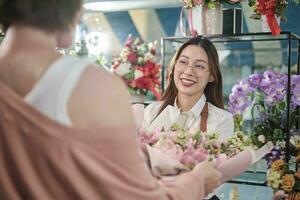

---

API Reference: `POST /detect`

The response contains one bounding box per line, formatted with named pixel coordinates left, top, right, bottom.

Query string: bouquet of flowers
left=248, top=0, right=299, bottom=35
left=248, top=0, right=288, bottom=21
left=112, top=36, right=161, bottom=100
left=140, top=124, right=222, bottom=170
left=139, top=123, right=272, bottom=182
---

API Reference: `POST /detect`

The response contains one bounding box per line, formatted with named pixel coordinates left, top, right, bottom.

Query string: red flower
left=134, top=77, right=152, bottom=89
left=150, top=47, right=156, bottom=55
left=127, top=52, right=138, bottom=63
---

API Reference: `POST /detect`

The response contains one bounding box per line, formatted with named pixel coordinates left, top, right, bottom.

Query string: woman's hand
left=192, top=161, right=221, bottom=196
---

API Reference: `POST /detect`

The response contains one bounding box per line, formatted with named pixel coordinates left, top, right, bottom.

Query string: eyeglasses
left=175, top=58, right=209, bottom=74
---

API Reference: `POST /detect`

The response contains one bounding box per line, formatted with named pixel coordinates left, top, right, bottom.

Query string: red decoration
left=256, top=0, right=281, bottom=36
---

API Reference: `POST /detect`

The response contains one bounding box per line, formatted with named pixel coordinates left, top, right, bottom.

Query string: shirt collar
left=174, top=95, right=206, bottom=118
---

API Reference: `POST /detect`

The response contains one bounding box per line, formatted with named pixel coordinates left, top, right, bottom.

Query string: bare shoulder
left=68, top=64, right=134, bottom=129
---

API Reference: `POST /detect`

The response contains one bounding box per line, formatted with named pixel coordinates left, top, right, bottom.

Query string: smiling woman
left=141, top=37, right=234, bottom=200
left=142, top=37, right=234, bottom=138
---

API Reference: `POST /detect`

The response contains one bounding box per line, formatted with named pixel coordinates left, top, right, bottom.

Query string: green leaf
left=192, top=131, right=202, bottom=143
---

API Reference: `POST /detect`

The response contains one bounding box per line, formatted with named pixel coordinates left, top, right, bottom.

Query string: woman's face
left=56, top=7, right=83, bottom=48
left=173, top=44, right=214, bottom=99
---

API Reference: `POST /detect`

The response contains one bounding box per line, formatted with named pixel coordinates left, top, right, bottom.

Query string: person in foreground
left=142, top=38, right=234, bottom=200
left=143, top=37, right=234, bottom=140
left=0, top=0, right=221, bottom=199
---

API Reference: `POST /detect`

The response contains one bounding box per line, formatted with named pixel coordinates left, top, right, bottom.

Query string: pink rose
left=127, top=52, right=138, bottom=63
left=160, top=138, right=184, bottom=161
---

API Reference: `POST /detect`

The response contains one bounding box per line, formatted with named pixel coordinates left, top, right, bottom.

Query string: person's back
left=1, top=80, right=208, bottom=200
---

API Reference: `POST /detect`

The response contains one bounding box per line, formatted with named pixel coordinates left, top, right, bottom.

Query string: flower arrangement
left=247, top=0, right=300, bottom=36
left=228, top=69, right=300, bottom=198
left=139, top=123, right=257, bottom=172
left=140, top=124, right=221, bottom=168
left=181, top=0, right=240, bottom=9
left=228, top=69, right=300, bottom=148
left=248, top=0, right=289, bottom=21
left=267, top=146, right=300, bottom=200
left=112, top=36, right=161, bottom=100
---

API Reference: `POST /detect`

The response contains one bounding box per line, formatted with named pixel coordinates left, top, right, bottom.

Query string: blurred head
left=157, top=38, right=223, bottom=116
left=0, top=0, right=83, bottom=48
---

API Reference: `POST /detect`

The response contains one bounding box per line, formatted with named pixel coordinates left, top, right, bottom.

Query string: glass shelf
left=162, top=31, right=300, bottom=44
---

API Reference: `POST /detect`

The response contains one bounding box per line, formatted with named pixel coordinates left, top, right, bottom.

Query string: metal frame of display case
left=160, top=32, right=300, bottom=186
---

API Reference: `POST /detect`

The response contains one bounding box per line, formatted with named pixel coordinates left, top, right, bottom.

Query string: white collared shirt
left=142, top=95, right=234, bottom=141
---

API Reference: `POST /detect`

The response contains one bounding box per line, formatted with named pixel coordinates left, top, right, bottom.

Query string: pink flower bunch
left=112, top=35, right=161, bottom=99
left=139, top=125, right=223, bottom=168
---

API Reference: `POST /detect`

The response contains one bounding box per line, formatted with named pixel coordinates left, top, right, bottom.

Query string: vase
left=130, top=93, right=145, bottom=104
left=202, top=4, right=223, bottom=35
left=191, top=5, right=223, bottom=35
left=261, top=15, right=281, bottom=33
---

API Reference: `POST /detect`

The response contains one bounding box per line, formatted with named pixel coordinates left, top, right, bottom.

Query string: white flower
left=243, top=135, right=249, bottom=141
left=138, top=57, right=144, bottom=64
left=144, top=52, right=155, bottom=61
left=114, top=62, right=131, bottom=76
left=290, top=135, right=300, bottom=146
left=258, top=135, right=266, bottom=143
left=134, top=69, right=144, bottom=79
left=276, top=140, right=286, bottom=148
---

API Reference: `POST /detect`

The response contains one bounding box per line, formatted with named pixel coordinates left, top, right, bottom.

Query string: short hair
left=0, top=0, right=82, bottom=33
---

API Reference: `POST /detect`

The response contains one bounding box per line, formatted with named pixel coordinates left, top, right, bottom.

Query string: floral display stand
left=161, top=32, right=300, bottom=198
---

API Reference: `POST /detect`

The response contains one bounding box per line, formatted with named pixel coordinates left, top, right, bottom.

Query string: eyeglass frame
left=174, top=56, right=210, bottom=74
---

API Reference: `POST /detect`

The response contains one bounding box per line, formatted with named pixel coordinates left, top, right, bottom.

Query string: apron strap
left=200, top=102, right=208, bottom=133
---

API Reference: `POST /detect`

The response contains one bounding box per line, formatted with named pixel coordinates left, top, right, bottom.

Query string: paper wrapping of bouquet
left=146, top=145, right=189, bottom=177
left=218, top=142, right=273, bottom=183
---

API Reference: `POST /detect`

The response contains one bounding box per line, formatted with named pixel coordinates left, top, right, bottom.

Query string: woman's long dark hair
left=155, top=38, right=224, bottom=119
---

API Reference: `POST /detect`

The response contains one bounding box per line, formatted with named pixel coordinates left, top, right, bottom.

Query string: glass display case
left=160, top=32, right=300, bottom=186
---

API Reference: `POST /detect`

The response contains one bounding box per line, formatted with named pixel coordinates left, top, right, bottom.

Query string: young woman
left=142, top=38, right=234, bottom=200
left=0, top=1, right=221, bottom=199
left=143, top=38, right=234, bottom=141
